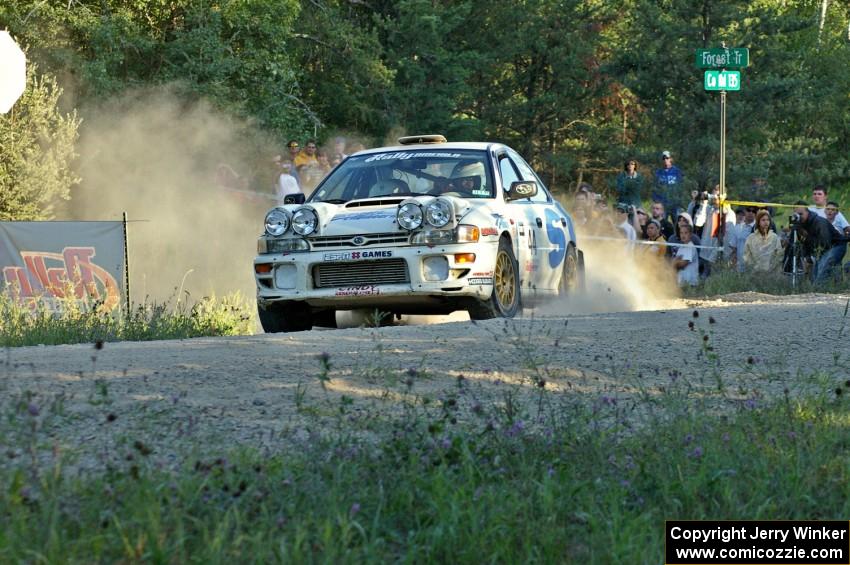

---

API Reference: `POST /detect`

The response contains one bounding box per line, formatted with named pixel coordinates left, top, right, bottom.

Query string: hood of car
left=303, top=195, right=475, bottom=237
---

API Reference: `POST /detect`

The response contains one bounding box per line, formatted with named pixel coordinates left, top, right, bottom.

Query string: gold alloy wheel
left=494, top=250, right=516, bottom=309
left=561, top=251, right=578, bottom=292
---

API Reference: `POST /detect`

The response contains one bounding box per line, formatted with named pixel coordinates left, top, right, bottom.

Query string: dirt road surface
left=2, top=293, right=848, bottom=471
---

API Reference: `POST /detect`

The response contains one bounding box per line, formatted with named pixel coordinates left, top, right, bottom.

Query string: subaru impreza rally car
left=254, top=135, right=584, bottom=332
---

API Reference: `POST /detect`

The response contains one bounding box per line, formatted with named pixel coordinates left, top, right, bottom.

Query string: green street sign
left=704, top=70, right=741, bottom=91
left=695, top=48, right=749, bottom=69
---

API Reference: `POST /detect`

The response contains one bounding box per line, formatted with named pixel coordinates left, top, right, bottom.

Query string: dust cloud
left=60, top=93, right=678, bottom=324
left=540, top=237, right=681, bottom=316
left=64, top=88, right=276, bottom=304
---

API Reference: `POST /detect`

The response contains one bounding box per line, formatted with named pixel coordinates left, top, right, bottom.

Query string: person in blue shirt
left=653, top=150, right=684, bottom=220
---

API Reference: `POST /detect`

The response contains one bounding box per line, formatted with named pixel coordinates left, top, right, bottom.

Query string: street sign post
left=697, top=46, right=748, bottom=218
left=704, top=70, right=741, bottom=91
left=0, top=31, right=26, bottom=114
left=695, top=48, right=749, bottom=69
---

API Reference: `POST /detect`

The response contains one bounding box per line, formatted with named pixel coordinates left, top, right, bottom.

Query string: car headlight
left=258, top=237, right=310, bottom=254
left=425, top=198, right=452, bottom=227
left=397, top=202, right=423, bottom=230
left=264, top=208, right=290, bottom=237
left=411, top=229, right=454, bottom=245
left=410, top=225, right=480, bottom=245
left=292, top=207, right=319, bottom=236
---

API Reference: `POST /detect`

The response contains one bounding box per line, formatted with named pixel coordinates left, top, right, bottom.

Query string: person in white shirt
left=726, top=206, right=756, bottom=272
left=674, top=223, right=699, bottom=286
left=615, top=203, right=637, bottom=241
left=275, top=160, right=301, bottom=205
left=824, top=201, right=850, bottom=236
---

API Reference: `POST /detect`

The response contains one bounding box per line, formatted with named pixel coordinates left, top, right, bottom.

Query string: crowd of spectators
left=272, top=136, right=356, bottom=204
left=570, top=150, right=850, bottom=287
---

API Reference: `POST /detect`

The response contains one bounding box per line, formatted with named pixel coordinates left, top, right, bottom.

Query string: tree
left=0, top=63, right=80, bottom=220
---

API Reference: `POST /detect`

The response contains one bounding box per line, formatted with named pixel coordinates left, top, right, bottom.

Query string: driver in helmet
left=432, top=161, right=486, bottom=196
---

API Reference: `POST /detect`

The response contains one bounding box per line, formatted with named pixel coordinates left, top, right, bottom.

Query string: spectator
left=334, top=136, right=349, bottom=159
left=744, top=210, right=784, bottom=274
left=791, top=201, right=844, bottom=283
left=643, top=219, right=667, bottom=257
left=275, top=160, right=301, bottom=205
left=809, top=185, right=830, bottom=217
left=572, top=204, right=589, bottom=230
left=735, top=208, right=745, bottom=225
left=673, top=223, right=699, bottom=286
left=726, top=206, right=756, bottom=272
left=667, top=212, right=702, bottom=255
left=295, top=139, right=319, bottom=170
left=286, top=139, right=300, bottom=162
left=690, top=185, right=733, bottom=277
left=653, top=150, right=685, bottom=220
left=630, top=206, right=649, bottom=238
left=615, top=159, right=643, bottom=207
left=824, top=200, right=850, bottom=237
left=572, top=189, right=594, bottom=226
left=317, top=150, right=332, bottom=174
left=650, top=201, right=675, bottom=239
left=823, top=201, right=849, bottom=272
left=286, top=140, right=302, bottom=186
left=615, top=203, right=637, bottom=242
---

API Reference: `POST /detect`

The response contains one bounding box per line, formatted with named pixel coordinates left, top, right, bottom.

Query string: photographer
left=788, top=201, right=846, bottom=283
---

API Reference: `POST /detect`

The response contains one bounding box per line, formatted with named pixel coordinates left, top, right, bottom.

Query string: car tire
left=258, top=301, right=313, bottom=333
left=558, top=244, right=580, bottom=296
left=313, top=309, right=338, bottom=328
left=468, top=237, right=521, bottom=320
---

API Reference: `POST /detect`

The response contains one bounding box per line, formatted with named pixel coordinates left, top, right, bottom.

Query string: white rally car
left=254, top=135, right=584, bottom=332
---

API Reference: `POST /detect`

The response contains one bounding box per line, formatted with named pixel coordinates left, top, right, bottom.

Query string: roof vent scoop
left=397, top=134, right=447, bottom=145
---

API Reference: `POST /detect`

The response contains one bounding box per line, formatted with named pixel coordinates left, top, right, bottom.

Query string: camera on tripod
left=789, top=212, right=803, bottom=225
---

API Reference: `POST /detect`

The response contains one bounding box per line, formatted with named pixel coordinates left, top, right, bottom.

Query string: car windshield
left=309, top=149, right=493, bottom=203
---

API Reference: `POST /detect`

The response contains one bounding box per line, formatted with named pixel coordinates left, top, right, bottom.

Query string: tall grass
left=683, top=264, right=850, bottom=297
left=0, top=291, right=255, bottom=346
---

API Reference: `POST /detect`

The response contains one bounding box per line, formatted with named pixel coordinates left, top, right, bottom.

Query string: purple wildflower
left=505, top=420, right=525, bottom=437
left=27, top=403, right=39, bottom=417
left=350, top=502, right=361, bottom=516
left=690, top=446, right=704, bottom=459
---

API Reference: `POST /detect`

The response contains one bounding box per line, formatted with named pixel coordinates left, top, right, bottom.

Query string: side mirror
left=284, top=193, right=306, bottom=205
left=506, top=180, right=538, bottom=201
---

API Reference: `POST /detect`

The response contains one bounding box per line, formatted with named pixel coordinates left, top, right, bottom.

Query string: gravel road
left=2, top=293, right=848, bottom=472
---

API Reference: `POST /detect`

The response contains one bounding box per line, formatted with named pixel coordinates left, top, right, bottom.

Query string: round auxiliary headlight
left=425, top=199, right=452, bottom=228
left=397, top=202, right=423, bottom=230
left=264, top=208, right=290, bottom=237
left=292, top=207, right=319, bottom=236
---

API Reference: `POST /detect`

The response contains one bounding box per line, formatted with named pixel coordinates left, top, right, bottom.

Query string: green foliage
left=0, top=292, right=254, bottom=346
left=2, top=0, right=849, bottom=204
left=1, top=1, right=312, bottom=137
left=0, top=63, right=80, bottom=220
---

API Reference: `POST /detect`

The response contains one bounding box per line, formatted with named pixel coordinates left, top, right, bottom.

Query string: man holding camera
left=789, top=201, right=846, bottom=283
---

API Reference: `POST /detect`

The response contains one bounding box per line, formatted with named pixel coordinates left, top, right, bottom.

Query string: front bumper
left=254, top=242, right=498, bottom=310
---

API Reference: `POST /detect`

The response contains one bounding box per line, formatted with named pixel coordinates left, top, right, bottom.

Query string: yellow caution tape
left=718, top=198, right=801, bottom=209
